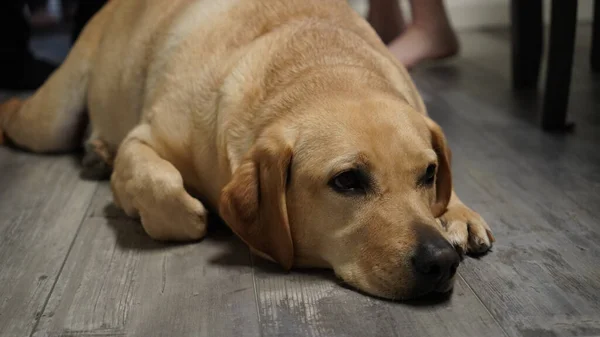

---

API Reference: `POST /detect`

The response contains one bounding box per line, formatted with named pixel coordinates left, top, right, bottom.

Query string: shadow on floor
left=102, top=203, right=452, bottom=306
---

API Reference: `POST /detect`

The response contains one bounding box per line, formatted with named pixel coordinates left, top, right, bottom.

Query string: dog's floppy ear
left=424, top=117, right=452, bottom=217
left=219, top=128, right=295, bottom=270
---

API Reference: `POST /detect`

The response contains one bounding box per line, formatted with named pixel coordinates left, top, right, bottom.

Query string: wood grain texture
left=252, top=259, right=506, bottom=337
left=0, top=148, right=97, bottom=337
left=411, top=36, right=600, bottom=335
left=32, top=184, right=260, bottom=337
left=429, top=94, right=600, bottom=337
left=2, top=24, right=600, bottom=337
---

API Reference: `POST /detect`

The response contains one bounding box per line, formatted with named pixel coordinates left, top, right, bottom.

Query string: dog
left=0, top=0, right=494, bottom=299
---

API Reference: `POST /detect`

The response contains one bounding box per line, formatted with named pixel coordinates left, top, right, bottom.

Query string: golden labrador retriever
left=0, top=0, right=494, bottom=299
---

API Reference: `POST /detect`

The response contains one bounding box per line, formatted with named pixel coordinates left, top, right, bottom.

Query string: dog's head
left=219, top=94, right=458, bottom=300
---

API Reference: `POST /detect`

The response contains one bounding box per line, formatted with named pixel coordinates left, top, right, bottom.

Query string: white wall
left=348, top=0, right=594, bottom=31
left=444, top=0, right=593, bottom=30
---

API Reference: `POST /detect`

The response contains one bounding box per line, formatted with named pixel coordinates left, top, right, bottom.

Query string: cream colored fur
left=0, top=0, right=493, bottom=299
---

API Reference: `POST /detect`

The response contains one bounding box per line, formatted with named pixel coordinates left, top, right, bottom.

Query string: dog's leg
left=110, top=125, right=207, bottom=241
left=81, top=133, right=113, bottom=180
left=0, top=6, right=108, bottom=153
left=437, top=190, right=494, bottom=256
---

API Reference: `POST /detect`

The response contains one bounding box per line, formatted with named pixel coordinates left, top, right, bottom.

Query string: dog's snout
left=412, top=237, right=459, bottom=283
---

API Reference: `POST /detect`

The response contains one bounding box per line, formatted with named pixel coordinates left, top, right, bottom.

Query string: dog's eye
left=421, top=164, right=437, bottom=186
left=330, top=170, right=366, bottom=194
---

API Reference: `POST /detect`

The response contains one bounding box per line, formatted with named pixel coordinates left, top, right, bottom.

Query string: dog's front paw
left=438, top=203, right=494, bottom=256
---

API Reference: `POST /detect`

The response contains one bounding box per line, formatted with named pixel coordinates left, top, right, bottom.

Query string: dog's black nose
left=412, top=238, right=460, bottom=283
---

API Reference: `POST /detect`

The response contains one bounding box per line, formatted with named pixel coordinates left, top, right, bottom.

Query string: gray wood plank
left=4, top=22, right=600, bottom=337
left=32, top=183, right=260, bottom=337
left=252, top=259, right=507, bottom=337
left=0, top=148, right=98, bottom=337
left=426, top=26, right=600, bottom=142
left=415, top=29, right=600, bottom=216
left=413, top=76, right=600, bottom=337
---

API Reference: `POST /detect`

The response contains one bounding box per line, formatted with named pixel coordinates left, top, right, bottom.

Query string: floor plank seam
left=27, top=182, right=100, bottom=337
left=2, top=24, right=598, bottom=337
left=437, top=87, right=600, bottom=232
left=383, top=307, right=401, bottom=337
left=436, top=88, right=512, bottom=337
left=249, top=253, right=263, bottom=337
left=457, top=272, right=510, bottom=337
left=428, top=90, right=511, bottom=337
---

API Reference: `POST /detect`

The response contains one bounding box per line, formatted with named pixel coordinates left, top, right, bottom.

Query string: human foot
left=388, top=24, right=459, bottom=69
left=367, top=0, right=405, bottom=44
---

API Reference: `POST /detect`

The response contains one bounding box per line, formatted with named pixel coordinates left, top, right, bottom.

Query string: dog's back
left=87, top=0, right=353, bottom=146
left=78, top=0, right=421, bottom=195
left=1, top=0, right=425, bottom=204
left=0, top=0, right=495, bottom=297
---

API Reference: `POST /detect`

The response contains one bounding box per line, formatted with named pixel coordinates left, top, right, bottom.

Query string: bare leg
left=368, top=0, right=459, bottom=69
left=390, top=0, right=458, bottom=68
left=367, top=0, right=405, bottom=44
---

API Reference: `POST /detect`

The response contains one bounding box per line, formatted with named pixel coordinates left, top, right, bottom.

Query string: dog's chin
left=395, top=279, right=455, bottom=300
left=349, top=283, right=442, bottom=301
left=341, top=281, right=455, bottom=302
left=434, top=279, right=455, bottom=294
left=335, top=267, right=455, bottom=301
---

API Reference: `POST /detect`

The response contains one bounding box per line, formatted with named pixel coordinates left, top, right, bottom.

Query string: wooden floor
left=1, top=26, right=600, bottom=337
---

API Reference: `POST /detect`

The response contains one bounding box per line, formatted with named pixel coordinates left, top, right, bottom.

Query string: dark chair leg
left=510, top=0, right=543, bottom=90
left=592, top=0, right=600, bottom=72
left=541, top=0, right=578, bottom=131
